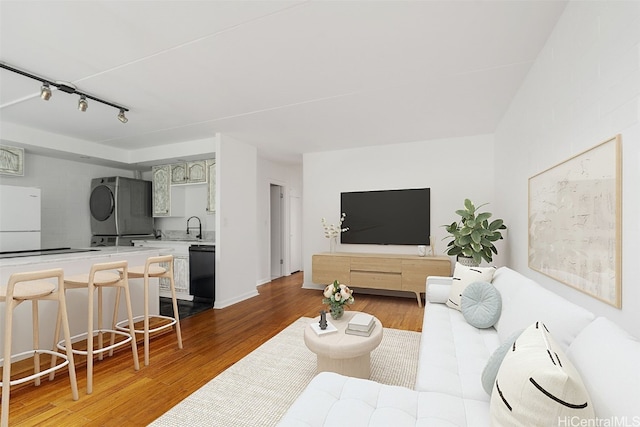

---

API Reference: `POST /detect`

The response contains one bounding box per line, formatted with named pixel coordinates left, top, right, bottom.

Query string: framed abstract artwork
left=528, top=135, right=622, bottom=308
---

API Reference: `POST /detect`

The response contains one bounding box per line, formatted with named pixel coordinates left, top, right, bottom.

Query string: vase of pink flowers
left=322, top=280, right=355, bottom=320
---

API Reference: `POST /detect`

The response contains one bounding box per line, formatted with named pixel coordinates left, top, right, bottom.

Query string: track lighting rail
left=0, top=61, right=129, bottom=123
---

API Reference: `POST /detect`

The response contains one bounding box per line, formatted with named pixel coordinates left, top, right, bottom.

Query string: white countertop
left=131, top=239, right=215, bottom=245
left=0, top=246, right=163, bottom=268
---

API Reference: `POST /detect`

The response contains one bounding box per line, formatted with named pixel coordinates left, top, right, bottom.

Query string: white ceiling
left=0, top=0, right=567, bottom=166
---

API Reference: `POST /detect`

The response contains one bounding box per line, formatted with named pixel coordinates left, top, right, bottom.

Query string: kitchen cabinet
left=152, top=165, right=185, bottom=217
left=171, top=160, right=207, bottom=184
left=206, top=159, right=216, bottom=214
left=152, top=165, right=171, bottom=216
left=153, top=159, right=213, bottom=216
left=0, top=145, right=24, bottom=176
left=131, top=240, right=195, bottom=300
left=162, top=255, right=189, bottom=296
left=171, top=163, right=187, bottom=184
left=187, top=161, right=207, bottom=183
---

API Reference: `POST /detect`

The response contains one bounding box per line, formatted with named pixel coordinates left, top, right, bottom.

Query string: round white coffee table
left=304, top=311, right=383, bottom=379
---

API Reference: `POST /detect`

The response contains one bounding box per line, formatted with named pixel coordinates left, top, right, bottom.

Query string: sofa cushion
left=417, top=301, right=500, bottom=402
left=480, top=329, right=522, bottom=395
left=277, top=371, right=488, bottom=427
left=491, top=267, right=595, bottom=351
left=567, top=317, right=640, bottom=419
left=446, top=263, right=496, bottom=311
left=461, top=281, right=502, bottom=329
left=490, top=322, right=594, bottom=425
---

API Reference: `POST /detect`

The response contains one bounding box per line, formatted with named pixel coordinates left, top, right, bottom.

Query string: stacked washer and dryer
left=89, top=177, right=155, bottom=247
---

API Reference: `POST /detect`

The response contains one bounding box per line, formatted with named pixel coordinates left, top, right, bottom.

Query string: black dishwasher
left=189, top=244, right=215, bottom=305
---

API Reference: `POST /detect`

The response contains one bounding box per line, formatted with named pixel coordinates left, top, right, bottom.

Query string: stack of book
left=345, top=313, right=376, bottom=337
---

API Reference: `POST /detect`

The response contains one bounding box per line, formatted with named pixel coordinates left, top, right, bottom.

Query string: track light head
left=117, top=108, right=128, bottom=123
left=40, top=83, right=52, bottom=101
left=78, top=95, right=88, bottom=112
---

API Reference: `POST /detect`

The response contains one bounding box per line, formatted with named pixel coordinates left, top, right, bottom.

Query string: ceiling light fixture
left=0, top=61, right=129, bottom=123
left=117, top=108, right=128, bottom=123
left=78, top=95, right=88, bottom=112
left=40, top=83, right=52, bottom=100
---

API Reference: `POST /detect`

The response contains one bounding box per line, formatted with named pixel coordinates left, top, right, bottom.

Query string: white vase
left=329, top=236, right=337, bottom=253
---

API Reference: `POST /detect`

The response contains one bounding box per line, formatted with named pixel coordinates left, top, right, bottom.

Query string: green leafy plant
left=443, top=199, right=507, bottom=264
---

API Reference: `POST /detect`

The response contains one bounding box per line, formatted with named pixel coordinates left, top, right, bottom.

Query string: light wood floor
left=1, top=272, right=424, bottom=426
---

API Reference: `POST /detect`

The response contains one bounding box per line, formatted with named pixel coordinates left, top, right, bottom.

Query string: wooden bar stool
left=51, top=260, right=139, bottom=394
left=1, top=269, right=79, bottom=427
left=115, top=255, right=183, bottom=366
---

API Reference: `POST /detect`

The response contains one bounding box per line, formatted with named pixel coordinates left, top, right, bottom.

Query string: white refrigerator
left=0, top=185, right=41, bottom=252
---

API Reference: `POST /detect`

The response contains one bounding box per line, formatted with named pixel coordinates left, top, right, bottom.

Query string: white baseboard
left=214, top=289, right=259, bottom=309
left=256, top=277, right=271, bottom=287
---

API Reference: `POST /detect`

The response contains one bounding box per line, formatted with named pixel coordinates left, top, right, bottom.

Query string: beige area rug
left=150, top=317, right=421, bottom=427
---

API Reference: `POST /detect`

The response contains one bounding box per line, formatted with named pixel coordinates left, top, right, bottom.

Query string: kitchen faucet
left=186, top=216, right=202, bottom=240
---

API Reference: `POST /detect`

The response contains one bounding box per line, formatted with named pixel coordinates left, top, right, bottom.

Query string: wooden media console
left=312, top=252, right=452, bottom=307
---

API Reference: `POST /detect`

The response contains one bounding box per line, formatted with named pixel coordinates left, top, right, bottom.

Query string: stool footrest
left=56, top=330, right=133, bottom=356
left=0, top=350, right=70, bottom=387
left=115, top=315, right=178, bottom=334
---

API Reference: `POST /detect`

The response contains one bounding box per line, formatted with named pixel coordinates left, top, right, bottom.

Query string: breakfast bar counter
left=0, top=246, right=165, bottom=268
left=0, top=246, right=166, bottom=357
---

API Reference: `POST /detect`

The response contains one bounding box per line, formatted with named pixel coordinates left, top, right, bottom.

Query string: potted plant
left=443, top=199, right=506, bottom=266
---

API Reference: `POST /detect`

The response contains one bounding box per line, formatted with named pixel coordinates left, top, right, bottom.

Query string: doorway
left=270, top=184, right=284, bottom=279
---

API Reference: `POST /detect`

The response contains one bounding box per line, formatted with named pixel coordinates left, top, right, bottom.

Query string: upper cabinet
left=153, top=159, right=214, bottom=217
left=171, top=160, right=207, bottom=184
left=152, top=165, right=171, bottom=217
left=187, top=161, right=207, bottom=183
left=206, top=160, right=216, bottom=214
left=171, top=163, right=187, bottom=184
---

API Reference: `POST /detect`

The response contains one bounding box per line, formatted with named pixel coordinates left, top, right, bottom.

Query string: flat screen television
left=340, top=188, right=430, bottom=245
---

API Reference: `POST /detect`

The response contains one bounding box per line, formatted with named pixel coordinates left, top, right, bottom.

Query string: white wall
left=302, top=134, right=498, bottom=288
left=495, top=0, right=640, bottom=337
left=0, top=152, right=138, bottom=248
left=256, top=157, right=303, bottom=285
left=215, top=135, right=259, bottom=308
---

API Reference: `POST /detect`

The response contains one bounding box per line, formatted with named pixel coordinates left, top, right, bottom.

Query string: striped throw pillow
left=446, top=262, right=496, bottom=311
left=490, top=322, right=595, bottom=425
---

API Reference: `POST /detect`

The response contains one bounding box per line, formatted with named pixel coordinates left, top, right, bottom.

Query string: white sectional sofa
left=278, top=266, right=640, bottom=426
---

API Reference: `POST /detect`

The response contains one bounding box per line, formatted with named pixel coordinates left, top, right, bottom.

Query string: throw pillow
left=461, top=281, right=502, bottom=329
left=481, top=329, right=523, bottom=395
left=490, top=322, right=595, bottom=425
left=446, top=263, right=496, bottom=311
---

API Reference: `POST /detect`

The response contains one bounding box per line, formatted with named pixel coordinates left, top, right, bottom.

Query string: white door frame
left=270, top=183, right=286, bottom=279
